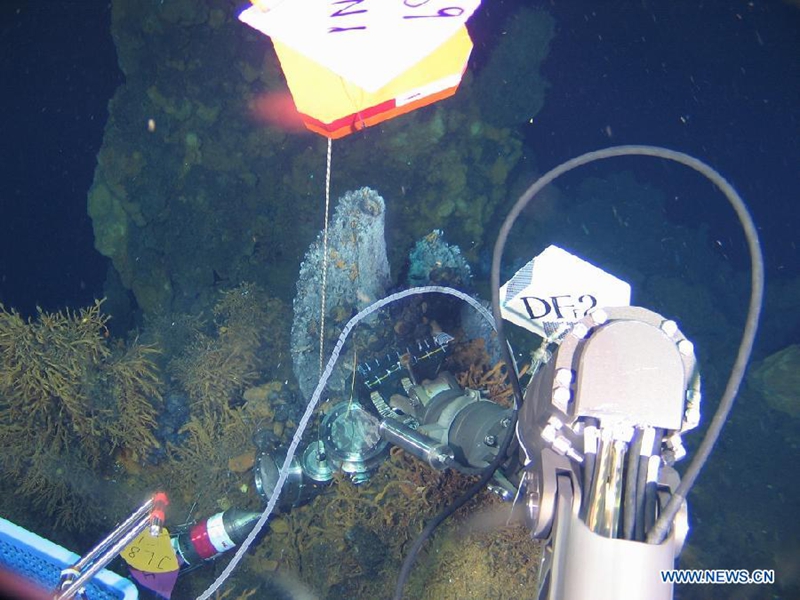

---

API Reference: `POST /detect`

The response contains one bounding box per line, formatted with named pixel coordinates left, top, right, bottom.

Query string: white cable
left=196, top=286, right=495, bottom=599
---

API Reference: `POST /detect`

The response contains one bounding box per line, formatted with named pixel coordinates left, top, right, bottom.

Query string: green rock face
left=87, top=182, right=128, bottom=260
left=89, top=0, right=553, bottom=318
left=749, top=345, right=800, bottom=418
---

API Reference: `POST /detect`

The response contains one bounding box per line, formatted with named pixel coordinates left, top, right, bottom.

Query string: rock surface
left=291, top=188, right=391, bottom=400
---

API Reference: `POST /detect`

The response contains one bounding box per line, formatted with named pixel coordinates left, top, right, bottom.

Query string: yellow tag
left=121, top=527, right=179, bottom=572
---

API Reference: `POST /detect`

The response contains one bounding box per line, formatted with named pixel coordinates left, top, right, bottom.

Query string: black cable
left=393, top=175, right=531, bottom=598
left=622, top=428, right=643, bottom=540
left=392, top=409, right=519, bottom=600
left=643, top=477, right=658, bottom=535
left=485, top=144, right=761, bottom=546
left=392, top=161, right=533, bottom=599
left=633, top=454, right=649, bottom=542
left=642, top=150, right=763, bottom=544
left=633, top=427, right=663, bottom=541
left=393, top=145, right=763, bottom=595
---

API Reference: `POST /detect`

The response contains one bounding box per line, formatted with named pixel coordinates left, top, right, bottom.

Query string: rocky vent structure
left=291, top=188, right=391, bottom=400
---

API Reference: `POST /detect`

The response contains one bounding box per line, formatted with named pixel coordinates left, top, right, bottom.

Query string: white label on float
left=239, top=0, right=480, bottom=92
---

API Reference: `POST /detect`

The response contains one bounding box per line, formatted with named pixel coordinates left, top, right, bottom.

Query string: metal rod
left=55, top=514, right=151, bottom=600
left=72, top=496, right=154, bottom=573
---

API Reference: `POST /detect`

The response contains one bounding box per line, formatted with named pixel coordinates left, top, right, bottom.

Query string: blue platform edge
left=0, top=517, right=138, bottom=600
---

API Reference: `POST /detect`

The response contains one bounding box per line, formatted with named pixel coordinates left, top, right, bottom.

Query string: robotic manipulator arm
left=517, top=305, right=699, bottom=600
left=247, top=146, right=761, bottom=600
left=254, top=297, right=699, bottom=600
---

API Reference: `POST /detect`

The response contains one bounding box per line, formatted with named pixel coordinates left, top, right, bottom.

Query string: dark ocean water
left=2, top=2, right=798, bottom=314
left=0, top=2, right=121, bottom=315
left=1, top=1, right=799, bottom=599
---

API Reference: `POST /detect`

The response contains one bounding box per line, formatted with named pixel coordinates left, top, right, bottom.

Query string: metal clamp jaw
left=518, top=306, right=698, bottom=600
left=373, top=371, right=515, bottom=479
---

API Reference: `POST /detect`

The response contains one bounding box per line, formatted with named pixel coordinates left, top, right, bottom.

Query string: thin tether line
left=319, top=137, right=332, bottom=379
